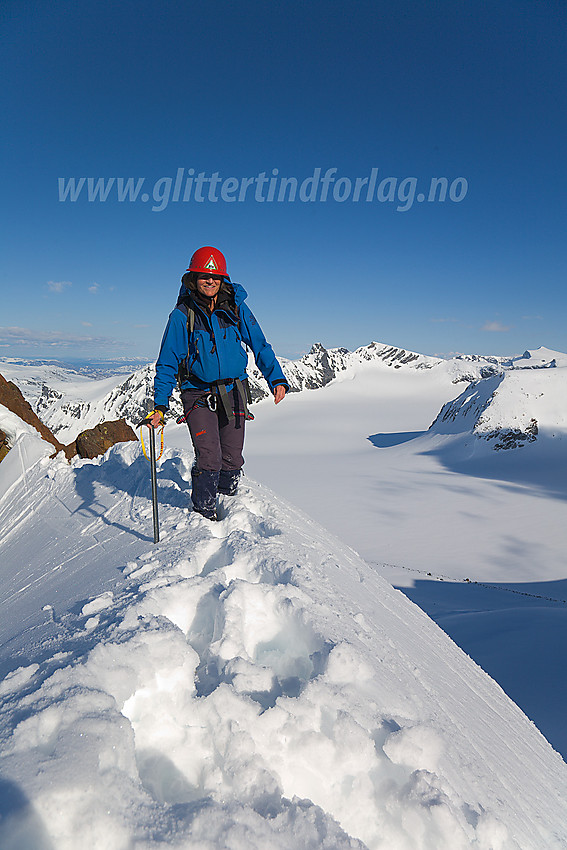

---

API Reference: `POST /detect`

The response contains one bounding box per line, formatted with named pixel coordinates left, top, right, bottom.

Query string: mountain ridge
left=1, top=343, right=565, bottom=444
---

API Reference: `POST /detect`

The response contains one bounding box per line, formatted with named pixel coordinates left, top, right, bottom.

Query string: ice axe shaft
left=148, top=426, right=160, bottom=543
left=138, top=412, right=163, bottom=544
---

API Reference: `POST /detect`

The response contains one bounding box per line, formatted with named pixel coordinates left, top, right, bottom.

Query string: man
left=146, top=246, right=288, bottom=520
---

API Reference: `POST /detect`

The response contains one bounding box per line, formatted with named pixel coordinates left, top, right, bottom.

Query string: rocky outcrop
left=483, top=418, right=539, bottom=451
left=74, top=419, right=138, bottom=459
left=0, top=372, right=73, bottom=459
left=1, top=373, right=139, bottom=463
left=0, top=427, right=9, bottom=462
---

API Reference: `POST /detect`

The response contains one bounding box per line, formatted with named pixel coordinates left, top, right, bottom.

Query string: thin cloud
left=0, top=326, right=120, bottom=348
left=482, top=321, right=510, bottom=332
left=82, top=321, right=93, bottom=327
left=88, top=282, right=100, bottom=294
left=47, top=280, right=72, bottom=293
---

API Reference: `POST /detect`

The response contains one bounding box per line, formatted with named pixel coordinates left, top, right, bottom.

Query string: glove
left=138, top=409, right=164, bottom=429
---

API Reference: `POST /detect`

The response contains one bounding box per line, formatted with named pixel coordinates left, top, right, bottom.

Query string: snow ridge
left=1, top=441, right=566, bottom=849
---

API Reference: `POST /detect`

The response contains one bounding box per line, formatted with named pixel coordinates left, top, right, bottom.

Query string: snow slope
left=0, top=404, right=53, bottom=498
left=1, top=436, right=567, bottom=849
left=13, top=341, right=561, bottom=761
left=243, top=355, right=566, bottom=579
left=238, top=350, right=567, bottom=759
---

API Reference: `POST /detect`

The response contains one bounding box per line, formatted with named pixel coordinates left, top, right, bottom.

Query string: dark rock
left=480, top=365, right=501, bottom=379
left=36, top=383, right=63, bottom=419
left=485, top=418, right=539, bottom=450
left=74, top=418, right=138, bottom=459
left=0, top=428, right=9, bottom=462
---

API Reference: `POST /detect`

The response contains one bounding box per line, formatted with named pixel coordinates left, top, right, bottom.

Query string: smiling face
left=196, top=273, right=223, bottom=299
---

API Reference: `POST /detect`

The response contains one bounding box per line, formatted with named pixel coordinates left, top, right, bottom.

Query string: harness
left=178, top=303, right=253, bottom=422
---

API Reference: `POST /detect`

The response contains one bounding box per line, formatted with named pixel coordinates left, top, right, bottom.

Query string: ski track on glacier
left=1, top=442, right=567, bottom=849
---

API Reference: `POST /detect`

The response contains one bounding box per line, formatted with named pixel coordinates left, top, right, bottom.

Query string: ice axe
left=138, top=411, right=164, bottom=543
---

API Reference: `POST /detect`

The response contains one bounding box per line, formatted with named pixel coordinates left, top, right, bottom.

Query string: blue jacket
left=154, top=281, right=288, bottom=409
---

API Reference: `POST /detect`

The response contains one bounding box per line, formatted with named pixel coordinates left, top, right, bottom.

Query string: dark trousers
left=181, top=388, right=245, bottom=472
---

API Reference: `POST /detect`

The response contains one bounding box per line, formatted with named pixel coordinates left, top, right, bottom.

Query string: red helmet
left=187, top=246, right=230, bottom=280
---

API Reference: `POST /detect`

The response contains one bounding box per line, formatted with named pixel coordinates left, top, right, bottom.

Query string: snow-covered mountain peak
left=429, top=365, right=567, bottom=451
left=347, top=341, right=440, bottom=370
left=256, top=341, right=442, bottom=400
left=512, top=346, right=567, bottom=369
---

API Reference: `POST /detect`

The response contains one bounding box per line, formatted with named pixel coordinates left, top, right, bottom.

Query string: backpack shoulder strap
left=175, top=300, right=195, bottom=337
left=175, top=301, right=196, bottom=384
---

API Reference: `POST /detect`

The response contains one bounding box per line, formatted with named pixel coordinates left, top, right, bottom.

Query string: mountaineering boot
left=218, top=468, right=241, bottom=496
left=191, top=467, right=220, bottom=520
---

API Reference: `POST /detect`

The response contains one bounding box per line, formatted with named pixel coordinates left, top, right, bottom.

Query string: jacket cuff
left=155, top=404, right=168, bottom=414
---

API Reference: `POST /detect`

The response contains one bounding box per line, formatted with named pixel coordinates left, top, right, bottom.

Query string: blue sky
left=2, top=0, right=566, bottom=361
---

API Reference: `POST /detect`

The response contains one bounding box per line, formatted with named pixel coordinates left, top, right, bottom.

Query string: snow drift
left=1, top=434, right=567, bottom=849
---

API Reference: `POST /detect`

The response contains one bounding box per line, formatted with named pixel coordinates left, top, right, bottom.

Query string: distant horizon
left=1, top=340, right=565, bottom=371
